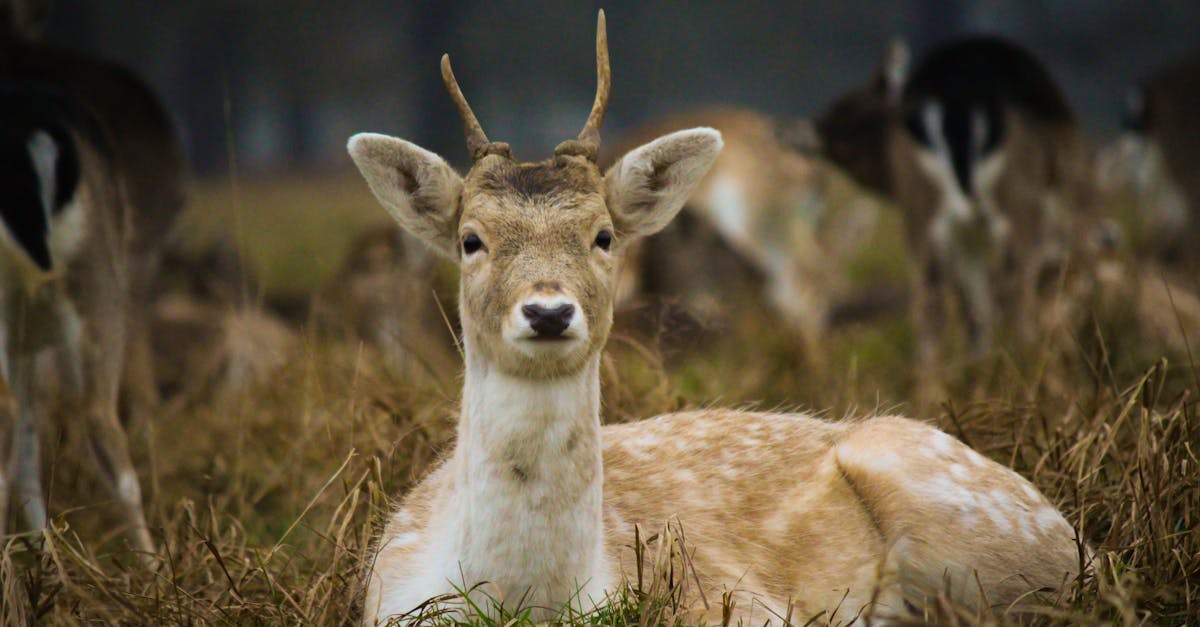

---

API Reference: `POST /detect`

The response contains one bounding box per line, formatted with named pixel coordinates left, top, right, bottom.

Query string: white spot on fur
left=1017, top=514, right=1036, bottom=541
left=949, top=463, right=968, bottom=480
left=628, top=432, right=662, bottom=450
left=851, top=448, right=904, bottom=474
left=920, top=473, right=977, bottom=510
left=1035, top=506, right=1065, bottom=532
left=393, top=531, right=420, bottom=546
left=930, top=430, right=956, bottom=456
left=982, top=491, right=1014, bottom=533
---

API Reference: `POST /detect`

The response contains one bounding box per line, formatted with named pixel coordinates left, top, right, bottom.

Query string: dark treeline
left=47, top=0, right=1200, bottom=174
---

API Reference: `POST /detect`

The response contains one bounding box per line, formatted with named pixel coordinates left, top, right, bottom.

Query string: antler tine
left=442, top=54, right=506, bottom=161
left=560, top=9, right=610, bottom=162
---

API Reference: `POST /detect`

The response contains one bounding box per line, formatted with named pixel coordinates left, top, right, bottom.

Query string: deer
left=797, top=37, right=1097, bottom=399
left=2, top=0, right=188, bottom=423
left=349, top=13, right=1084, bottom=624
left=604, top=108, right=880, bottom=364
left=1102, top=47, right=1200, bottom=267
left=0, top=0, right=186, bottom=555
left=0, top=82, right=154, bottom=553
left=314, top=224, right=460, bottom=384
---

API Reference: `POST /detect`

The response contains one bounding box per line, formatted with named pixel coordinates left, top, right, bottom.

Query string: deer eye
left=462, top=233, right=484, bottom=255
left=593, top=229, right=613, bottom=251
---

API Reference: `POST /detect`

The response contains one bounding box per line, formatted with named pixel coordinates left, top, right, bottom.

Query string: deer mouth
left=527, top=334, right=574, bottom=343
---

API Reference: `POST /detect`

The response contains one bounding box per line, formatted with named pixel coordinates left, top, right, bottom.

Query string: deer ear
left=604, top=128, right=722, bottom=241
left=348, top=133, right=463, bottom=259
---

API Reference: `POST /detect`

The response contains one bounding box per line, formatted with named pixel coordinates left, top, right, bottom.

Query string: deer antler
left=441, top=54, right=511, bottom=162
left=555, top=9, right=610, bottom=163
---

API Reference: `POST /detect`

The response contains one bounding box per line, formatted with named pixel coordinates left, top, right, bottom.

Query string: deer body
left=608, top=108, right=877, bottom=358
left=0, top=84, right=155, bottom=550
left=813, top=38, right=1094, bottom=394
left=351, top=14, right=1081, bottom=624
left=0, top=0, right=183, bottom=553
left=366, top=400, right=1080, bottom=624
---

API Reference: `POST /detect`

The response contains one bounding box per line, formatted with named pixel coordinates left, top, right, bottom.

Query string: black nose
left=522, top=303, right=575, bottom=338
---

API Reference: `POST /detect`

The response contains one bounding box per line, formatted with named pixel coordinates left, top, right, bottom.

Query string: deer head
left=348, top=11, right=722, bottom=380
left=787, top=38, right=910, bottom=197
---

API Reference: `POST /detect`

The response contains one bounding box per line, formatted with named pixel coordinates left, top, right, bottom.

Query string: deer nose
left=522, top=303, right=575, bottom=338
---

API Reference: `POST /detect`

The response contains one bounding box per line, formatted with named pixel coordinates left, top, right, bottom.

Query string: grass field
left=2, top=173, right=1197, bottom=625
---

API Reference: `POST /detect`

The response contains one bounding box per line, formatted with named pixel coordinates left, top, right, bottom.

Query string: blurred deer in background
left=350, top=13, right=1083, bottom=624
left=2, top=0, right=187, bottom=422
left=0, top=84, right=154, bottom=553
left=1, top=0, right=187, bottom=554
left=314, top=225, right=460, bottom=385
left=1101, top=47, right=1200, bottom=267
left=606, top=108, right=880, bottom=364
left=800, top=37, right=1098, bottom=398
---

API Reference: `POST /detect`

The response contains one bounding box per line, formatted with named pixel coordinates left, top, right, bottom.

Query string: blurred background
left=44, top=1, right=1200, bottom=174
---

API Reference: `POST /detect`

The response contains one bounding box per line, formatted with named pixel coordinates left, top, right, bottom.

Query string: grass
left=1, top=173, right=1198, bottom=625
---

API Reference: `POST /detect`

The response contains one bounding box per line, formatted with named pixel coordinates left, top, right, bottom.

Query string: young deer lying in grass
left=350, top=13, right=1083, bottom=624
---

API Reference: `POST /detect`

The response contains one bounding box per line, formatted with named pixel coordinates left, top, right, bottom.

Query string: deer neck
left=448, top=347, right=607, bottom=608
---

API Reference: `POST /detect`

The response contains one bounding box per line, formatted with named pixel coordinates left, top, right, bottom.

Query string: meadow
left=1, top=172, right=1196, bottom=625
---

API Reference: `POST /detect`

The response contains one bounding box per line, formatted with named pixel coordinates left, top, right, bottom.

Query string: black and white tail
left=1, top=86, right=85, bottom=272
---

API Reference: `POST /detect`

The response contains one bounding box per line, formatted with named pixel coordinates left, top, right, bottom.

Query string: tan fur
left=350, top=17, right=1080, bottom=624
left=607, top=108, right=878, bottom=359
left=368, top=410, right=1082, bottom=624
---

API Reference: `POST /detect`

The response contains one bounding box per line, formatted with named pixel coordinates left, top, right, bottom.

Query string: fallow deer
left=314, top=224, right=460, bottom=384
left=350, top=13, right=1083, bottom=624
left=1104, top=47, right=1200, bottom=266
left=2, top=0, right=188, bottom=422
left=0, top=82, right=153, bottom=553
left=805, top=37, right=1096, bottom=396
left=606, top=108, right=879, bottom=362
left=0, top=0, right=185, bottom=554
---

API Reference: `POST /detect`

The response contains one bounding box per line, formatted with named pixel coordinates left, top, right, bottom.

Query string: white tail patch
left=27, top=130, right=58, bottom=220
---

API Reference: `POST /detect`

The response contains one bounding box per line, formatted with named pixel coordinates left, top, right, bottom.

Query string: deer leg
left=0, top=339, right=15, bottom=537
left=73, top=304, right=154, bottom=557
left=121, top=301, right=160, bottom=433
left=913, top=255, right=948, bottom=408
left=12, top=357, right=45, bottom=531
left=954, top=258, right=995, bottom=359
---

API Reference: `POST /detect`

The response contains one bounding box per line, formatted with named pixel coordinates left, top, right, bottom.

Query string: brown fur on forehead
left=466, top=156, right=604, bottom=206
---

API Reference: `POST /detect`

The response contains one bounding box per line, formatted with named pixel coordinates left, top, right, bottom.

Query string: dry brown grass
left=1, top=175, right=1197, bottom=625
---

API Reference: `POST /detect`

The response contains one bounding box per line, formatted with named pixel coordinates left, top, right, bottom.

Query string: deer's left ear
left=604, top=128, right=722, bottom=241
left=348, top=133, right=464, bottom=259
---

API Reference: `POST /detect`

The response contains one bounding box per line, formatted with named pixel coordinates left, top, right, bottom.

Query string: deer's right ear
left=348, top=133, right=464, bottom=259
